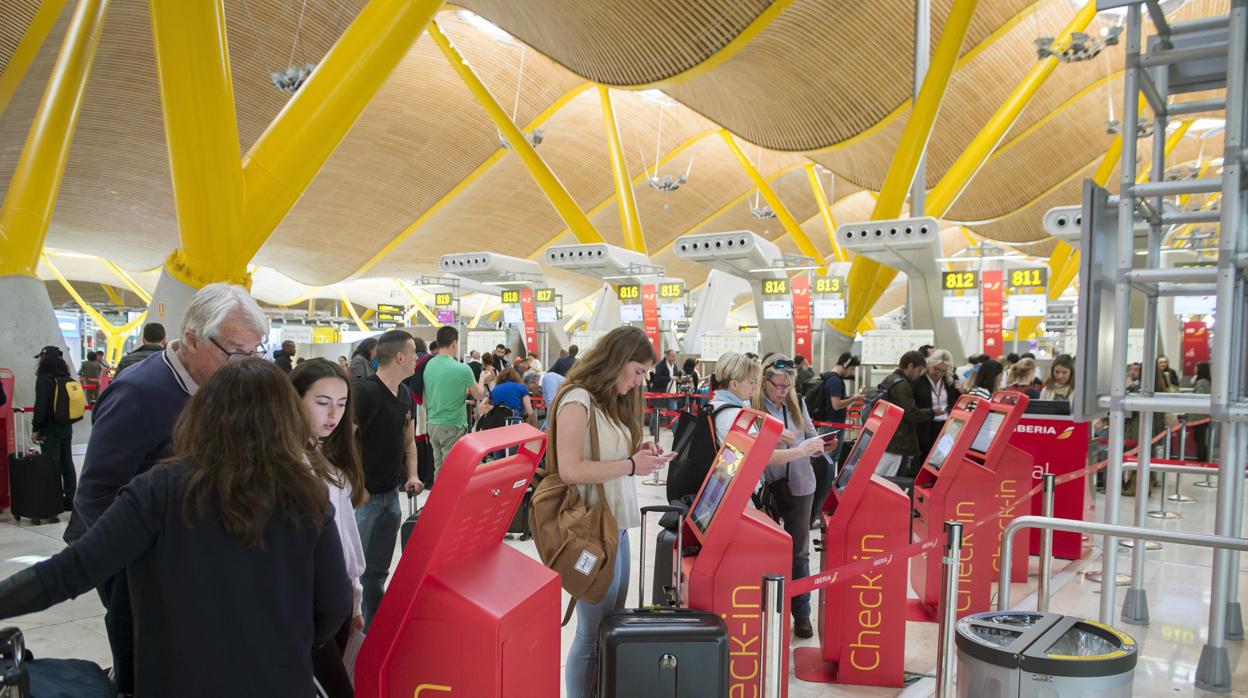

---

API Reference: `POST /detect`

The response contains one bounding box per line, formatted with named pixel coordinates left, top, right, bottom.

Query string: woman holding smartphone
left=710, top=352, right=827, bottom=639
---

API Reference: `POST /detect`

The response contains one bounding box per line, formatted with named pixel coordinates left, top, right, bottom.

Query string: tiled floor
left=4, top=446, right=1248, bottom=696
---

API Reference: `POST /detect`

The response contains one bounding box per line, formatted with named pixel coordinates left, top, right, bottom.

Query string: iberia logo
left=1056, top=426, right=1075, bottom=440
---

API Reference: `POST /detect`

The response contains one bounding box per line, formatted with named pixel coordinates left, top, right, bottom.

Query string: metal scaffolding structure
left=1085, top=1, right=1247, bottom=692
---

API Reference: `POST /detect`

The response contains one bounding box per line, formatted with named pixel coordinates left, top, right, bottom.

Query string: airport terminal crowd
left=0, top=281, right=1210, bottom=697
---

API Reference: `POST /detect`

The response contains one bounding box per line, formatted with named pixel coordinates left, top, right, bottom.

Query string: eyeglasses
left=766, top=379, right=793, bottom=392
left=209, top=336, right=268, bottom=361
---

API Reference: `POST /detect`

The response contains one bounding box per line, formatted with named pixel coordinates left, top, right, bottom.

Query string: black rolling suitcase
left=597, top=505, right=729, bottom=698
left=8, top=416, right=62, bottom=524
left=400, top=490, right=420, bottom=549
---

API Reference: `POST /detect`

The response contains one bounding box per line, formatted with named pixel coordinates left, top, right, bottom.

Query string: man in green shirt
left=423, top=325, right=486, bottom=479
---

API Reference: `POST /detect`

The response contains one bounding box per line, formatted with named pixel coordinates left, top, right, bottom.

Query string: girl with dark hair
left=32, top=347, right=75, bottom=515
left=546, top=326, right=672, bottom=698
left=290, top=358, right=366, bottom=698
left=350, top=337, right=379, bottom=379
left=967, top=359, right=1004, bottom=399
left=0, top=359, right=351, bottom=696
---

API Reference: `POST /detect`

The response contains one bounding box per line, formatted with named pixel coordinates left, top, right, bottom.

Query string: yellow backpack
left=53, top=378, right=86, bottom=424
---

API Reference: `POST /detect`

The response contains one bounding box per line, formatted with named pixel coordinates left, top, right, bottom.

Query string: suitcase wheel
left=519, top=532, right=531, bottom=542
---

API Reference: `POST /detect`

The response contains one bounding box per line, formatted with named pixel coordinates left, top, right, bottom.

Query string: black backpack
left=665, top=402, right=735, bottom=502
left=804, top=372, right=833, bottom=422
left=406, top=354, right=435, bottom=404
left=862, top=374, right=906, bottom=419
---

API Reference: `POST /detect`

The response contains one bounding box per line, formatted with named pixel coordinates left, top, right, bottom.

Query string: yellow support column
left=430, top=20, right=603, bottom=245
left=0, top=0, right=108, bottom=277
left=805, top=164, right=847, bottom=262
left=599, top=86, right=646, bottom=254
left=0, top=0, right=70, bottom=119
left=394, top=280, right=441, bottom=326
left=234, top=0, right=448, bottom=269
left=720, top=131, right=823, bottom=266
left=339, top=290, right=369, bottom=333
left=102, top=259, right=152, bottom=303
left=147, top=0, right=246, bottom=287
left=43, top=255, right=145, bottom=365
left=840, top=0, right=1097, bottom=333
left=834, top=0, right=979, bottom=335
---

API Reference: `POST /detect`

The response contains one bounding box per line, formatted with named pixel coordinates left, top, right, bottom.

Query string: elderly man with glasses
left=68, top=283, right=269, bottom=696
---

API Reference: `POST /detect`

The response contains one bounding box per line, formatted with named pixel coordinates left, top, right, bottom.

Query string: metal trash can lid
left=1020, top=617, right=1138, bottom=677
left=955, top=611, right=1064, bottom=670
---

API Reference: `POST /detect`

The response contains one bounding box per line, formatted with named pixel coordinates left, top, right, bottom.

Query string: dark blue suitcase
left=597, top=506, right=729, bottom=697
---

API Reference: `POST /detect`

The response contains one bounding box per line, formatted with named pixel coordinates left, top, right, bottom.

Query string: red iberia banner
left=981, top=270, right=1004, bottom=356
left=1182, top=320, right=1210, bottom=376
left=792, top=274, right=812, bottom=359
left=520, top=288, right=538, bottom=355
left=642, top=284, right=660, bottom=357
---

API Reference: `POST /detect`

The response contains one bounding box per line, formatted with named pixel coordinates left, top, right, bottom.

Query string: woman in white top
left=291, top=359, right=368, bottom=698
left=550, top=326, right=673, bottom=698
left=1040, top=354, right=1075, bottom=402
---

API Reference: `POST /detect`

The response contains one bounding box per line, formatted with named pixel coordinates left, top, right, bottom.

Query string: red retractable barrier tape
left=795, top=400, right=908, bottom=688
left=676, top=408, right=788, bottom=697
left=355, top=424, right=556, bottom=698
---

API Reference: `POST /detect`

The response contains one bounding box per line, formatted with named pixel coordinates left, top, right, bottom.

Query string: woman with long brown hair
left=291, top=358, right=367, bottom=697
left=548, top=326, right=672, bottom=698
left=0, top=359, right=351, bottom=696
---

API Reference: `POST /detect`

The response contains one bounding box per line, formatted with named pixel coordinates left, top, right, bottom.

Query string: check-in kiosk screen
left=927, top=418, right=964, bottom=471
left=835, top=428, right=874, bottom=492
left=691, top=442, right=746, bottom=534
left=970, top=412, right=1005, bottom=454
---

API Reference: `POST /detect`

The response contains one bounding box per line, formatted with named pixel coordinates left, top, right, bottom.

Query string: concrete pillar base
left=145, top=268, right=197, bottom=335
left=0, top=275, right=74, bottom=405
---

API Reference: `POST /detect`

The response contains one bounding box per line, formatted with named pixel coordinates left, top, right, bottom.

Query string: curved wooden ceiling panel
left=254, top=12, right=585, bottom=284
left=0, top=0, right=44, bottom=76
left=455, top=0, right=771, bottom=87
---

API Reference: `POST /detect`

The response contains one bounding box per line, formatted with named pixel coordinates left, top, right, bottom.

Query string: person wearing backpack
left=32, top=346, right=80, bottom=512
left=534, top=326, right=671, bottom=698
left=877, top=350, right=940, bottom=478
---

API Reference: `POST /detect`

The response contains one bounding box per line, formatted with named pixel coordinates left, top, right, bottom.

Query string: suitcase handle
left=406, top=490, right=416, bottom=517
left=638, top=505, right=685, bottom=609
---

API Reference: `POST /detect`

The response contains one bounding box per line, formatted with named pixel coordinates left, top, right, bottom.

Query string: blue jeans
left=566, top=530, right=631, bottom=698
left=355, top=488, right=401, bottom=630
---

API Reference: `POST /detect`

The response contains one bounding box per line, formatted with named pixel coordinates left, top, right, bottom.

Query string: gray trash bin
left=956, top=611, right=1137, bottom=697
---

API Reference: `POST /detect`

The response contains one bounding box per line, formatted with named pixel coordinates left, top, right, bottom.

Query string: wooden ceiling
left=0, top=0, right=1232, bottom=311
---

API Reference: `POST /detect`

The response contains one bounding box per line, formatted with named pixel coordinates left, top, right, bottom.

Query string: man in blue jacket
left=72, top=284, right=268, bottom=695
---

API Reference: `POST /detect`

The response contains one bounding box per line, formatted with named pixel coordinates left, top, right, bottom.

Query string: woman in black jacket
left=0, top=359, right=351, bottom=697
left=913, top=349, right=961, bottom=462
left=32, top=346, right=75, bottom=514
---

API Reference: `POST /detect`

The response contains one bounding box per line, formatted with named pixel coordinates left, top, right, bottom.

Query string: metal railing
left=998, top=515, right=1248, bottom=613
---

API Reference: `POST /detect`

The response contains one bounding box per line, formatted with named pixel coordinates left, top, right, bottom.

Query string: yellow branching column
left=830, top=0, right=981, bottom=345
left=600, top=86, right=646, bottom=254
left=145, top=0, right=447, bottom=327
left=430, top=20, right=604, bottom=245
left=0, top=0, right=109, bottom=398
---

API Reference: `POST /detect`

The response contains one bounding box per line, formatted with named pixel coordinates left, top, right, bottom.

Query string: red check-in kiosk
left=793, top=401, right=909, bottom=688
left=984, top=392, right=1034, bottom=587
left=909, top=391, right=1034, bottom=621
left=676, top=408, right=788, bottom=698
left=355, top=424, right=557, bottom=698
